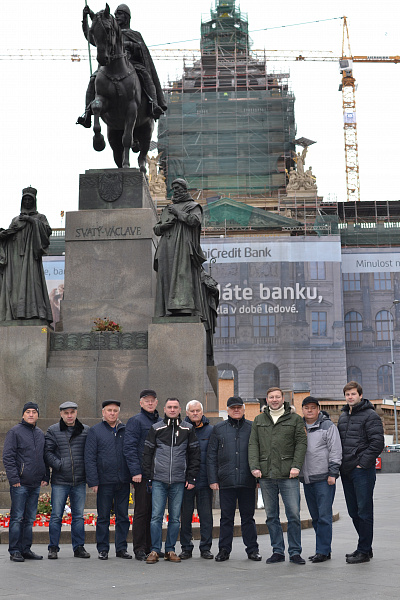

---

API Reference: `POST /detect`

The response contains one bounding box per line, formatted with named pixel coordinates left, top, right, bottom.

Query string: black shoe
left=157, top=551, right=165, bottom=558
left=346, top=551, right=370, bottom=564
left=289, top=554, right=306, bottom=565
left=48, top=547, right=58, bottom=560
left=74, top=546, right=90, bottom=558
left=308, top=554, right=316, bottom=561
left=215, top=549, right=230, bottom=562
left=135, top=550, right=148, bottom=561
left=179, top=550, right=193, bottom=560
left=10, top=552, right=24, bottom=562
left=346, top=549, right=373, bottom=559
left=22, top=550, right=43, bottom=560
left=116, top=550, right=132, bottom=559
left=200, top=550, right=214, bottom=559
left=266, top=553, right=285, bottom=564
left=98, top=551, right=108, bottom=560
left=248, top=551, right=262, bottom=561
left=311, top=553, right=331, bottom=563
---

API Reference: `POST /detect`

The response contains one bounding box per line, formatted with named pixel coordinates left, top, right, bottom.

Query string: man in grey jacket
left=299, top=397, right=342, bottom=563
left=45, top=401, right=90, bottom=559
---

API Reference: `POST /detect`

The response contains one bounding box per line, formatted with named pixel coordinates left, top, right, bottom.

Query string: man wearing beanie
left=207, top=397, right=261, bottom=563
left=124, top=389, right=162, bottom=561
left=249, top=387, right=307, bottom=565
left=3, top=402, right=49, bottom=562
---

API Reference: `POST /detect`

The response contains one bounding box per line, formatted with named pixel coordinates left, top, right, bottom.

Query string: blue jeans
left=8, top=485, right=40, bottom=555
left=218, top=487, right=258, bottom=555
left=303, top=480, right=336, bottom=555
left=96, top=483, right=130, bottom=553
left=49, top=483, right=86, bottom=551
left=150, top=481, right=185, bottom=553
left=180, top=486, right=213, bottom=552
left=260, top=478, right=302, bottom=557
left=341, top=465, right=376, bottom=554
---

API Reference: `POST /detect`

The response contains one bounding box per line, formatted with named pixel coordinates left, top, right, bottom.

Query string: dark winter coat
left=248, top=403, right=307, bottom=479
left=142, top=416, right=201, bottom=485
left=84, top=420, right=131, bottom=487
left=337, top=398, right=384, bottom=475
left=124, top=408, right=162, bottom=477
left=45, top=418, right=89, bottom=486
left=3, top=420, right=49, bottom=487
left=185, top=415, right=213, bottom=489
left=207, top=416, right=255, bottom=489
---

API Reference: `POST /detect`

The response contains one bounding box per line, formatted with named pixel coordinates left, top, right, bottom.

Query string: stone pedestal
left=61, top=208, right=157, bottom=332
left=0, top=326, right=49, bottom=419
left=148, top=319, right=207, bottom=403
left=79, top=168, right=154, bottom=211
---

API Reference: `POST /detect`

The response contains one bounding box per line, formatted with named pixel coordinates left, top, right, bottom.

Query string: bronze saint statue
left=0, top=187, right=53, bottom=323
left=153, top=179, right=207, bottom=318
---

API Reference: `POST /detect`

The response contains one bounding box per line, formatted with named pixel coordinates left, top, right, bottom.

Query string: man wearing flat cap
left=299, top=396, right=342, bottom=563
left=207, top=397, right=261, bottom=563
left=3, top=402, right=49, bottom=562
left=124, top=389, right=161, bottom=560
left=45, top=401, right=90, bottom=559
left=85, top=400, right=132, bottom=560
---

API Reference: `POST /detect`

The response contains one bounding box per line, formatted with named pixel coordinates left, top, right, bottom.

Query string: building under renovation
left=157, top=0, right=296, bottom=198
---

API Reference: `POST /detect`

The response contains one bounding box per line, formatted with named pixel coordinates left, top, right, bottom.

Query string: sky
left=0, top=0, right=399, bottom=229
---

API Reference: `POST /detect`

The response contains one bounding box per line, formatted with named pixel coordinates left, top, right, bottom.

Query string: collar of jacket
left=228, top=415, right=245, bottom=428
left=21, top=419, right=36, bottom=429
left=102, top=419, right=123, bottom=430
left=141, top=407, right=159, bottom=420
left=163, top=415, right=182, bottom=427
left=59, top=417, right=84, bottom=437
left=185, top=415, right=210, bottom=428
left=342, top=397, right=371, bottom=414
left=303, top=412, right=327, bottom=430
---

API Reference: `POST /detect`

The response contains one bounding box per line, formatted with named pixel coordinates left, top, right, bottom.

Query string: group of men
left=2, top=380, right=384, bottom=566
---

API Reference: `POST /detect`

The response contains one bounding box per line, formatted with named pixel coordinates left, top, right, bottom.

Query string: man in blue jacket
left=124, top=389, right=161, bottom=561
left=85, top=400, right=132, bottom=560
left=179, top=400, right=214, bottom=560
left=3, top=402, right=49, bottom=562
left=207, top=397, right=261, bottom=563
left=45, top=401, right=90, bottom=560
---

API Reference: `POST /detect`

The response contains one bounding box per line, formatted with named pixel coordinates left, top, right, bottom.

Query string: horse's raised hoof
left=93, top=134, right=106, bottom=152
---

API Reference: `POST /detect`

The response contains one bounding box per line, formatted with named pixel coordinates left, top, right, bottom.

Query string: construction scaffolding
left=157, top=0, right=296, bottom=197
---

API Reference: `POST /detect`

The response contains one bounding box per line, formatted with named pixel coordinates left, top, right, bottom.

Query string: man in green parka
left=248, top=387, right=307, bottom=565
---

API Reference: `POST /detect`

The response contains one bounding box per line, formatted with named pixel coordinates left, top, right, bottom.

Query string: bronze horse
left=89, top=4, right=153, bottom=170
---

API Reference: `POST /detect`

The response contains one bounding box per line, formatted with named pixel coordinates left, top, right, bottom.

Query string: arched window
left=376, top=310, right=391, bottom=341
left=345, top=311, right=363, bottom=342
left=218, top=363, right=239, bottom=397
left=253, top=304, right=276, bottom=338
left=347, top=366, right=362, bottom=386
left=378, top=365, right=393, bottom=397
left=254, top=363, right=280, bottom=398
left=215, top=303, right=236, bottom=338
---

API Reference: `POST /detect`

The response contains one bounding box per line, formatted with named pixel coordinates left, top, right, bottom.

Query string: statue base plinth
left=286, top=189, right=318, bottom=198
left=148, top=320, right=207, bottom=404
left=79, top=168, right=155, bottom=211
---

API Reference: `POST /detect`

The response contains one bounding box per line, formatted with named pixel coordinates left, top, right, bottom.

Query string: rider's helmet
left=115, top=4, right=131, bottom=18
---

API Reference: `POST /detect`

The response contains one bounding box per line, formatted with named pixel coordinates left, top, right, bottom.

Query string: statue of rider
left=77, top=4, right=167, bottom=128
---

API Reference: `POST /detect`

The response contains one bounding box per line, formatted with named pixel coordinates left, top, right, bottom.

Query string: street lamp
left=388, top=299, right=400, bottom=444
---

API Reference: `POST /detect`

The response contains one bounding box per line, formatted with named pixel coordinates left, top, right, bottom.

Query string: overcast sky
left=0, top=0, right=399, bottom=229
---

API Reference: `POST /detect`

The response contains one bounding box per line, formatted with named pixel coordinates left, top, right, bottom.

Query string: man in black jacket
left=124, top=389, right=161, bottom=561
left=142, top=398, right=201, bottom=564
left=337, top=381, right=384, bottom=564
left=45, top=401, right=90, bottom=560
left=85, top=400, right=132, bottom=560
left=207, top=397, right=261, bottom=563
left=3, top=402, right=49, bottom=562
